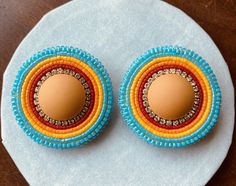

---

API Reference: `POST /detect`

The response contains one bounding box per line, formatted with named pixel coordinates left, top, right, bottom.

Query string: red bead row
left=28, top=64, right=95, bottom=130
left=137, top=65, right=203, bottom=129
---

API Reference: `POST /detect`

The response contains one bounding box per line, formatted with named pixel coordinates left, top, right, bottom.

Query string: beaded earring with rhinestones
left=12, top=46, right=113, bottom=149
left=118, top=46, right=221, bottom=148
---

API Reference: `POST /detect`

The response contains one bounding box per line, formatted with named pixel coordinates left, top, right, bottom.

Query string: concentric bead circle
left=138, top=66, right=203, bottom=129
left=118, top=46, right=221, bottom=147
left=12, top=46, right=113, bottom=149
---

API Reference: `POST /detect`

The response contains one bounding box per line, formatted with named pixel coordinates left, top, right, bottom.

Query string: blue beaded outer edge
left=118, top=46, right=221, bottom=148
left=11, top=46, right=113, bottom=149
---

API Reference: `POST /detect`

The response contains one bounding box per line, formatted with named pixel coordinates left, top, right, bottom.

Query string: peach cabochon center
left=147, top=74, right=195, bottom=120
left=38, top=74, right=86, bottom=120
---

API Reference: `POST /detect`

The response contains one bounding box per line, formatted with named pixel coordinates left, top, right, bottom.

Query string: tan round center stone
left=38, top=74, right=86, bottom=121
left=147, top=74, right=195, bottom=120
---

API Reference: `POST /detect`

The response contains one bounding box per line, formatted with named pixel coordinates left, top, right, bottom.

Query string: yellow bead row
left=23, top=58, right=100, bottom=134
left=130, top=56, right=212, bottom=138
left=21, top=56, right=104, bottom=139
left=21, top=56, right=103, bottom=138
left=133, top=60, right=208, bottom=134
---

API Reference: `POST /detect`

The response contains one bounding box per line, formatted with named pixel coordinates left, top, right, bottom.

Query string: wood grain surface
left=0, top=0, right=235, bottom=185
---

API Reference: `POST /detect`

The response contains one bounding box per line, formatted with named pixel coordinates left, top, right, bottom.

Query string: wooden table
left=0, top=1, right=235, bottom=185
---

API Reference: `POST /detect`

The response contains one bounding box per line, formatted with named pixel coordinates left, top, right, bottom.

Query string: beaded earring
left=118, top=46, right=221, bottom=148
left=12, top=46, right=113, bottom=149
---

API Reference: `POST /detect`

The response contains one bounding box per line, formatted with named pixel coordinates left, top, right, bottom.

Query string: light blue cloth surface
left=1, top=0, right=235, bottom=185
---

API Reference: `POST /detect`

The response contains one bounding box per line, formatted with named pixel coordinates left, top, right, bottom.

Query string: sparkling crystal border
left=33, top=68, right=92, bottom=126
left=142, top=68, right=200, bottom=126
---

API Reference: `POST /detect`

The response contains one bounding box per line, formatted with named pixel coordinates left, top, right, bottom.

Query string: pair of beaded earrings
left=12, top=46, right=221, bottom=149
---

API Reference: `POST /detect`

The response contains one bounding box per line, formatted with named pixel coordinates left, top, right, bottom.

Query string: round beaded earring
left=12, top=46, right=113, bottom=149
left=118, top=46, right=221, bottom=148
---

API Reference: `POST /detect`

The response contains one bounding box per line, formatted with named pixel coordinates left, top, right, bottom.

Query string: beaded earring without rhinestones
left=12, top=46, right=113, bottom=149
left=118, top=46, right=221, bottom=148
